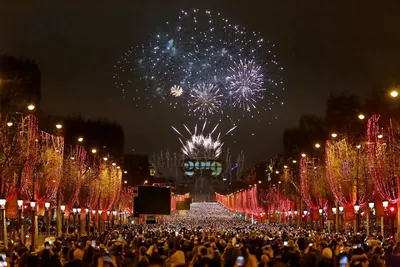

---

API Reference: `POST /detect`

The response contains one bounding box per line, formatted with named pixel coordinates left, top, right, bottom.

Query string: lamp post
left=382, top=200, right=389, bottom=237
left=60, top=205, right=65, bottom=235
left=119, top=210, right=122, bottom=225
left=30, top=199, right=36, bottom=251
left=107, top=211, right=111, bottom=229
left=368, top=201, right=375, bottom=236
left=91, top=210, right=96, bottom=232
left=318, top=208, right=323, bottom=229
left=112, top=210, right=117, bottom=229
left=72, top=208, right=77, bottom=230
left=98, top=210, right=102, bottom=232
left=332, top=207, right=337, bottom=232
left=17, top=199, right=23, bottom=241
left=339, top=205, right=344, bottom=232
left=354, top=202, right=360, bottom=233
left=77, top=207, right=81, bottom=235
left=85, top=208, right=89, bottom=235
left=0, top=197, right=6, bottom=244
left=45, top=202, right=50, bottom=237
left=303, top=210, right=308, bottom=228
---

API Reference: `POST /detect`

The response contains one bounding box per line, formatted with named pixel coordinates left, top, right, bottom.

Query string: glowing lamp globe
left=390, top=90, right=399, bottom=98
left=60, top=205, right=66, bottom=212
left=382, top=200, right=389, bottom=208
left=368, top=201, right=375, bottom=209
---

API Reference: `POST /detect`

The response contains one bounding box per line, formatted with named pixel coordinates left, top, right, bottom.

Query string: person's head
left=73, top=248, right=84, bottom=261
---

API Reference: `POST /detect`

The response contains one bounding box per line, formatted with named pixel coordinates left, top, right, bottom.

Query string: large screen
left=137, top=186, right=171, bottom=215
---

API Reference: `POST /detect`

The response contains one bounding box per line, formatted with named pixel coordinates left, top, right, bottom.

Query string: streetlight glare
left=103, top=157, right=108, bottom=161
left=356, top=144, right=361, bottom=149
left=314, top=143, right=321, bottom=148
left=331, top=133, right=337, bottom=138
left=56, top=124, right=62, bottom=129
left=27, top=104, right=35, bottom=111
left=6, top=122, right=13, bottom=127
left=377, top=134, right=383, bottom=139
left=390, top=90, right=399, bottom=98
left=91, top=149, right=97, bottom=154
left=301, top=153, right=306, bottom=158
left=77, top=137, right=84, bottom=142
left=358, top=114, right=365, bottom=120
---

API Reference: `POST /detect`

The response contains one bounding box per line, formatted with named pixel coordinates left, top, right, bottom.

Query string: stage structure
left=172, top=122, right=235, bottom=201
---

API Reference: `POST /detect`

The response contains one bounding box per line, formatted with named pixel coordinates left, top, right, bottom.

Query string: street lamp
left=315, top=143, right=321, bottom=148
left=77, top=137, right=84, bottom=142
left=6, top=122, right=13, bottom=127
left=275, top=170, right=279, bottom=174
left=283, top=165, right=288, bottom=169
left=292, top=160, right=297, bottom=163
left=112, top=210, right=117, bottom=228
left=44, top=202, right=50, bottom=237
left=354, top=203, right=360, bottom=213
left=358, top=114, right=365, bottom=120
left=55, top=124, right=62, bottom=129
left=331, top=133, right=338, bottom=138
left=98, top=210, right=102, bottom=232
left=112, top=163, right=116, bottom=166
left=332, top=207, right=337, bottom=214
left=85, top=208, right=90, bottom=235
left=339, top=206, right=344, bottom=213
left=301, top=153, right=306, bottom=158
left=144, top=180, right=148, bottom=185
left=103, top=157, right=108, bottom=161
left=382, top=200, right=389, bottom=210
left=91, top=149, right=97, bottom=154
left=0, top=198, right=6, bottom=243
left=30, top=199, right=36, bottom=251
left=377, top=134, right=383, bottom=139
left=27, top=104, right=35, bottom=111
left=17, top=200, right=23, bottom=241
left=368, top=201, right=375, bottom=209
left=258, top=180, right=261, bottom=184
left=390, top=90, right=399, bottom=98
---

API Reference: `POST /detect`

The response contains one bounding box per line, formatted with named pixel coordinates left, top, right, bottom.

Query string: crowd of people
left=2, top=202, right=400, bottom=267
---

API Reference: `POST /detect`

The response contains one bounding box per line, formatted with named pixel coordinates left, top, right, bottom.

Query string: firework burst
left=227, top=59, right=265, bottom=111
left=114, top=9, right=284, bottom=122
left=171, top=85, right=183, bottom=97
left=172, top=121, right=236, bottom=160
left=189, top=83, right=223, bottom=118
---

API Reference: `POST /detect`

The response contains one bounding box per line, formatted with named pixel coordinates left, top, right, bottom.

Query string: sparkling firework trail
left=189, top=83, right=223, bottom=118
left=172, top=121, right=237, bottom=159
left=227, top=59, right=265, bottom=111
left=114, top=9, right=285, bottom=122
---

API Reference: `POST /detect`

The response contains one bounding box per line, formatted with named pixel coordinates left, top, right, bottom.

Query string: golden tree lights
left=325, top=139, right=370, bottom=207
left=366, top=115, right=400, bottom=202
left=300, top=156, right=329, bottom=210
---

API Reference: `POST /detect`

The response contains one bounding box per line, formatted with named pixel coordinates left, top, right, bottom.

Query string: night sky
left=1, top=1, right=399, bottom=167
